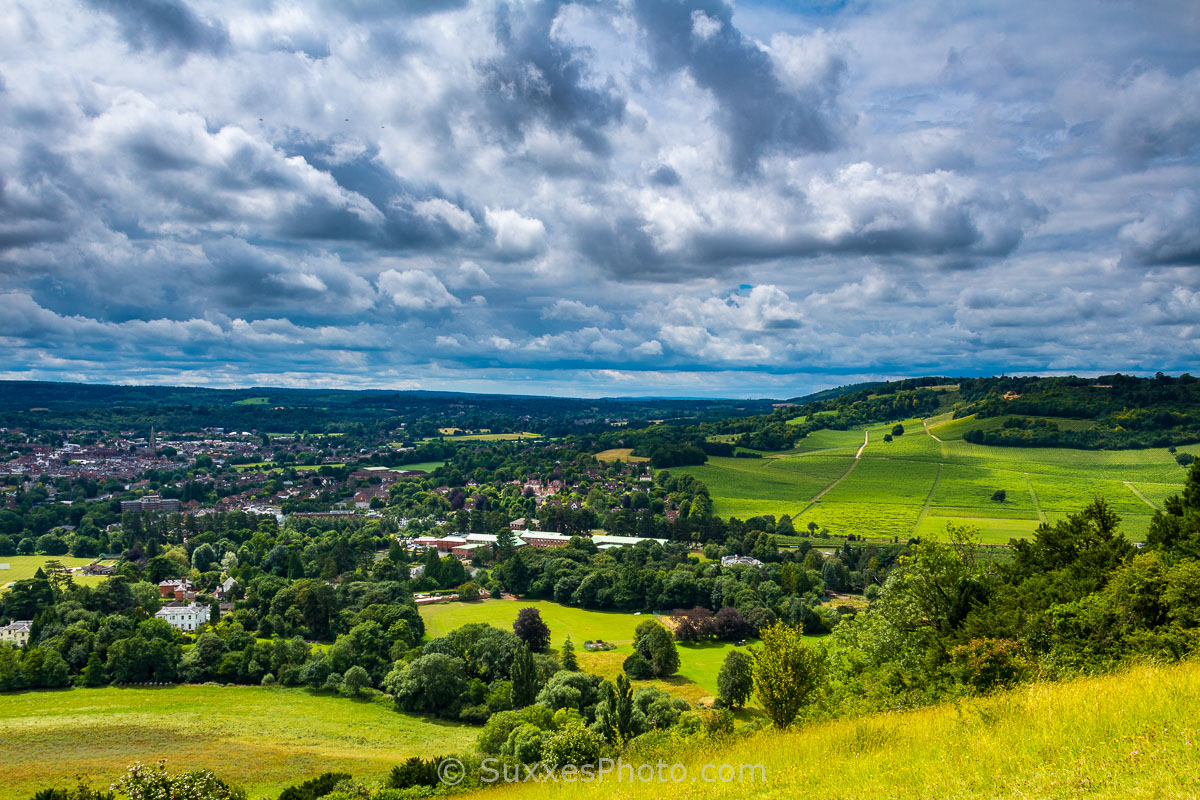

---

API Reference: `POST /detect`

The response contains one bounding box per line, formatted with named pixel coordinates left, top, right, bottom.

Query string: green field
left=232, top=396, right=271, bottom=405
left=397, top=460, right=445, bottom=473
left=0, top=556, right=106, bottom=592
left=676, top=416, right=1189, bottom=543
left=0, top=685, right=474, bottom=800
left=458, top=660, right=1200, bottom=800
left=235, top=462, right=346, bottom=473
left=419, top=599, right=768, bottom=704
left=425, top=432, right=542, bottom=442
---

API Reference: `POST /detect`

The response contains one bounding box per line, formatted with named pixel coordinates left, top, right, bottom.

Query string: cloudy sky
left=1, top=0, right=1198, bottom=398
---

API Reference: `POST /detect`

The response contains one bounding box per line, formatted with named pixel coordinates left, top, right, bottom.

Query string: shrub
left=278, top=772, right=352, bottom=800
left=949, top=638, right=1031, bottom=693
left=621, top=652, right=654, bottom=679
left=115, top=761, right=247, bottom=800
left=541, top=722, right=606, bottom=768
left=387, top=758, right=440, bottom=790
left=992, top=489, right=1007, bottom=502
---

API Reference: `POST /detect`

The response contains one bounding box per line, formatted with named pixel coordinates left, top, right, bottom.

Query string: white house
left=0, top=620, right=32, bottom=647
left=155, top=603, right=209, bottom=632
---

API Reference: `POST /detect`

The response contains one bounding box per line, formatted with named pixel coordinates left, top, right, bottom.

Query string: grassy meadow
left=595, top=448, right=649, bottom=463
left=419, top=598, right=771, bottom=705
left=676, top=413, right=1189, bottom=543
left=457, top=660, right=1200, bottom=800
left=0, top=685, right=474, bottom=800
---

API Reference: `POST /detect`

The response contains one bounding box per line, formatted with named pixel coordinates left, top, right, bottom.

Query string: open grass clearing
left=419, top=599, right=773, bottom=703
left=594, top=448, right=649, bottom=463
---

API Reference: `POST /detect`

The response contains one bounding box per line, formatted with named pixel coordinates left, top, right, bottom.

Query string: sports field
left=676, top=414, right=1189, bottom=543
left=0, top=685, right=474, bottom=800
left=0, top=556, right=108, bottom=592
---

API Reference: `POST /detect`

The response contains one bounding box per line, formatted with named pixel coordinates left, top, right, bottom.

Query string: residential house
left=155, top=603, right=209, bottom=632
left=0, top=620, right=32, bottom=647
left=157, top=578, right=194, bottom=600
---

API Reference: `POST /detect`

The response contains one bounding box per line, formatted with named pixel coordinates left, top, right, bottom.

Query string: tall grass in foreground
left=463, top=660, right=1200, bottom=800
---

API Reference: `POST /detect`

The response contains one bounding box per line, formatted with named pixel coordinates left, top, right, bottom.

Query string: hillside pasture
left=674, top=455, right=852, bottom=520
left=673, top=414, right=1188, bottom=543
left=0, top=686, right=474, bottom=800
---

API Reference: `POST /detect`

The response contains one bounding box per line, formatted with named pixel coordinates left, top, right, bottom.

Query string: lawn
left=0, top=556, right=105, bottom=592
left=0, top=685, right=474, bottom=800
left=397, top=461, right=445, bottom=473
left=420, top=597, right=651, bottom=645
left=419, top=599, right=757, bottom=704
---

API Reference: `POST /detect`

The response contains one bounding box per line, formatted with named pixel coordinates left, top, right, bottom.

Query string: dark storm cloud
left=631, top=0, right=846, bottom=172
left=86, top=0, right=229, bottom=55
left=479, top=0, right=625, bottom=155
left=1121, top=190, right=1200, bottom=267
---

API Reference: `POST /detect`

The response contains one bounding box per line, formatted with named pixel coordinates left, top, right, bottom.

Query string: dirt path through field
left=797, top=430, right=869, bottom=516
left=1124, top=481, right=1162, bottom=512
left=914, top=462, right=945, bottom=535
left=923, top=417, right=947, bottom=458
left=1025, top=473, right=1048, bottom=523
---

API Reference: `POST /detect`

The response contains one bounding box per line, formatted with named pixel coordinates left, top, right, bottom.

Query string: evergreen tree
left=287, top=550, right=305, bottom=580
left=503, top=553, right=531, bottom=596
left=511, top=642, right=537, bottom=708
left=209, top=599, right=221, bottom=627
left=495, top=527, right=517, bottom=560
left=561, top=635, right=579, bottom=671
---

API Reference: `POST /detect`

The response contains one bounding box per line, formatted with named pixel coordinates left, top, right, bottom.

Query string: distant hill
left=783, top=373, right=1200, bottom=449
left=786, top=381, right=886, bottom=404
left=0, top=380, right=775, bottom=434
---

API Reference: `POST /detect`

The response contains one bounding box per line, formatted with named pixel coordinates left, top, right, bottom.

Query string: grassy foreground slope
left=465, top=661, right=1200, bottom=800
left=0, top=685, right=474, bottom=800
